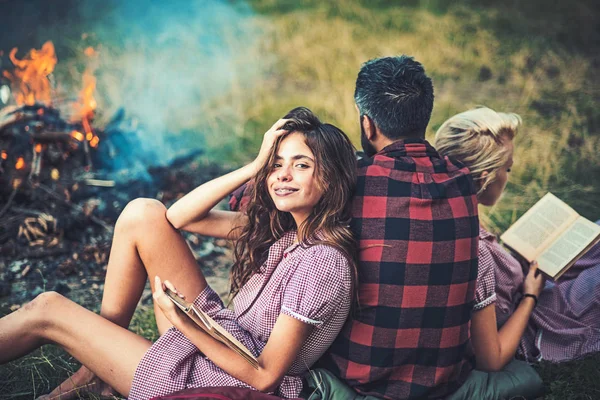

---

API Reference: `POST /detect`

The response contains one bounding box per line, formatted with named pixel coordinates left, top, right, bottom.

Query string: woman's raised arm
left=166, top=119, right=289, bottom=238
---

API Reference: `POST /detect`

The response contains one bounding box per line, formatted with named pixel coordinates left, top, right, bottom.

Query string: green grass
left=536, top=355, right=600, bottom=400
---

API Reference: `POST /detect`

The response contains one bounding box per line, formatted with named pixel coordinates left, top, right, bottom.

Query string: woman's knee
left=116, top=198, right=168, bottom=232
left=24, top=291, right=66, bottom=328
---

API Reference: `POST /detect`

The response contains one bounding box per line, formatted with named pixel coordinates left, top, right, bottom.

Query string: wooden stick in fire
left=28, top=143, right=43, bottom=181
left=82, top=116, right=93, bottom=169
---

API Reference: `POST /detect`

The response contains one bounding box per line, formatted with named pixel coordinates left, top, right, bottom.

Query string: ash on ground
left=0, top=160, right=234, bottom=314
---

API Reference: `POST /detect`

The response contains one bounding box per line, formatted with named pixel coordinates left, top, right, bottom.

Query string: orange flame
left=71, top=130, right=84, bottom=142
left=71, top=71, right=97, bottom=122
left=71, top=45, right=98, bottom=122
left=15, top=157, right=25, bottom=170
left=2, top=41, right=57, bottom=106
left=79, top=71, right=97, bottom=117
left=1, top=151, right=7, bottom=160
left=90, top=136, right=100, bottom=148
left=35, top=143, right=42, bottom=153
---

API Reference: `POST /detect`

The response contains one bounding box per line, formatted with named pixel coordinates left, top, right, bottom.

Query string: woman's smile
left=273, top=186, right=299, bottom=196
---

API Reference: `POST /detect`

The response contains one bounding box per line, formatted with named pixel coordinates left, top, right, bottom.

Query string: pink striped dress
left=129, top=231, right=353, bottom=399
left=477, top=225, right=600, bottom=362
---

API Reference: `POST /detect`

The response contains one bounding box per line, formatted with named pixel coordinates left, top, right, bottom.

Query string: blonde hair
left=434, top=107, right=522, bottom=194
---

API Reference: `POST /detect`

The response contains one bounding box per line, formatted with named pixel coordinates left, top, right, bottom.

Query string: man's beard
left=360, top=119, right=378, bottom=157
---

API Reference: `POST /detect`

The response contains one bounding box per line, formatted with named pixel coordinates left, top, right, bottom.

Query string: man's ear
left=361, top=115, right=377, bottom=141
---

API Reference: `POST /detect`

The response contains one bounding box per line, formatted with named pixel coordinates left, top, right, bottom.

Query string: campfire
left=0, top=41, right=228, bottom=306
left=0, top=41, right=111, bottom=248
left=1, top=41, right=101, bottom=189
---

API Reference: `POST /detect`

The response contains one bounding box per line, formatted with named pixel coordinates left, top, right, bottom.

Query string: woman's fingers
left=154, top=276, right=164, bottom=295
left=524, top=261, right=545, bottom=297
left=163, top=279, right=185, bottom=298
left=269, top=118, right=291, bottom=133
left=529, top=260, right=539, bottom=275
left=252, top=118, right=292, bottom=172
left=153, top=276, right=184, bottom=325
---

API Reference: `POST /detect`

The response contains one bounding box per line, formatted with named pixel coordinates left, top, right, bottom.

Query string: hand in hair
left=167, top=118, right=290, bottom=235
left=251, top=118, right=291, bottom=175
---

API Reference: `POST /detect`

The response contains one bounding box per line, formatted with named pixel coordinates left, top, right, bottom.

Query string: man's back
left=320, top=138, right=479, bottom=399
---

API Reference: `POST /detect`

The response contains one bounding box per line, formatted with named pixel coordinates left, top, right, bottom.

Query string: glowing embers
left=15, top=156, right=25, bottom=170
left=71, top=130, right=85, bottom=142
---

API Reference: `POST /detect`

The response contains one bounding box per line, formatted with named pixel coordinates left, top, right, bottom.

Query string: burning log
left=0, top=103, right=99, bottom=198
left=0, top=105, right=20, bottom=130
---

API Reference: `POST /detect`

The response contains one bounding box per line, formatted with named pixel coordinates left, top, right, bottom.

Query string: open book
left=500, top=193, right=600, bottom=279
left=165, top=288, right=259, bottom=369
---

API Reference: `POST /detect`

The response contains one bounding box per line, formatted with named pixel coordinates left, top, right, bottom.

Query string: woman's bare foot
left=37, top=365, right=118, bottom=399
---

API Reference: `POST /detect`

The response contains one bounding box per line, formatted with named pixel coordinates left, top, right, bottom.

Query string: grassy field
left=203, top=0, right=600, bottom=232
left=2, top=0, right=600, bottom=398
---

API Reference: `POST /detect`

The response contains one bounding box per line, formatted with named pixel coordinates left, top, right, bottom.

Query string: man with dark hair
left=316, top=55, right=479, bottom=399
left=354, top=55, right=435, bottom=155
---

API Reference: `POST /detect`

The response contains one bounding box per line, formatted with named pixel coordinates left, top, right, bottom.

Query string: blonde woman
left=435, top=107, right=600, bottom=370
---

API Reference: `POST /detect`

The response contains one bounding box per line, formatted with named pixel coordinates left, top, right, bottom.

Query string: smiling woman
left=268, top=134, right=321, bottom=222
left=268, top=132, right=322, bottom=222
left=0, top=107, right=358, bottom=400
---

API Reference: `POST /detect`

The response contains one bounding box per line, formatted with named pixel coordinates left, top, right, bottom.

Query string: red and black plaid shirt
left=320, top=139, right=479, bottom=399
left=229, top=139, right=479, bottom=399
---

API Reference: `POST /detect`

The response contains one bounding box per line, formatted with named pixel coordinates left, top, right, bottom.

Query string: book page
left=537, top=217, right=600, bottom=277
left=500, top=193, right=579, bottom=261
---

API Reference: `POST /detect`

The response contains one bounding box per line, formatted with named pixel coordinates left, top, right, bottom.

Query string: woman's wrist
left=248, top=159, right=262, bottom=177
left=520, top=293, right=538, bottom=307
left=173, top=312, right=196, bottom=333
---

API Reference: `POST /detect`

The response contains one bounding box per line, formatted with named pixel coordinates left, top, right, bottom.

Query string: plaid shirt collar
left=377, top=138, right=441, bottom=159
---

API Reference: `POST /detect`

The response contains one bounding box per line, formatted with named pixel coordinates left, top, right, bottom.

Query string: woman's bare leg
left=0, top=291, right=152, bottom=397
left=45, top=198, right=210, bottom=398
left=99, top=198, right=208, bottom=333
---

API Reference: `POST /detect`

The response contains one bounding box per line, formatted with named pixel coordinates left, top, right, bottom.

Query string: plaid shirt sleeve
left=229, top=181, right=252, bottom=212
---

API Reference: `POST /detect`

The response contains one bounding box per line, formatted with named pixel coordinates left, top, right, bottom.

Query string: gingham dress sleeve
left=474, top=241, right=497, bottom=311
left=281, top=245, right=351, bottom=327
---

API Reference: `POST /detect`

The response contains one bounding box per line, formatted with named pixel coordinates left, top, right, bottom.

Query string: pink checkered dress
left=477, top=225, right=600, bottom=362
left=129, top=231, right=353, bottom=400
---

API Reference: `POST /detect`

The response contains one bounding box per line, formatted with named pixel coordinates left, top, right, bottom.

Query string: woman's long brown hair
left=229, top=107, right=358, bottom=304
